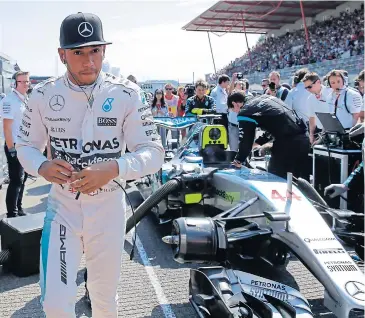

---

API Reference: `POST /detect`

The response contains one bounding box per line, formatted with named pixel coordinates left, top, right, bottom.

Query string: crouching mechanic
left=15, top=12, right=164, bottom=318
left=185, top=79, right=216, bottom=116
left=232, top=94, right=310, bottom=180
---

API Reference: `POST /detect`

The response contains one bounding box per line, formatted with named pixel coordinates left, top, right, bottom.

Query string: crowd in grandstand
left=212, top=5, right=364, bottom=78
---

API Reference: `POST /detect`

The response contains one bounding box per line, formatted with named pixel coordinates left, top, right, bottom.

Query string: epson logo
left=97, top=117, right=117, bottom=126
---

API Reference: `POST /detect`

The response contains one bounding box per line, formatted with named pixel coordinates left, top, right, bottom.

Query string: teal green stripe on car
left=237, top=116, right=258, bottom=125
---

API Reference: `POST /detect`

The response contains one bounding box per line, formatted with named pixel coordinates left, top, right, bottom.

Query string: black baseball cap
left=60, top=12, right=112, bottom=49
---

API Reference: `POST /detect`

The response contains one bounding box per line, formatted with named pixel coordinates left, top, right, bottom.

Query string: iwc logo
left=49, top=95, right=65, bottom=111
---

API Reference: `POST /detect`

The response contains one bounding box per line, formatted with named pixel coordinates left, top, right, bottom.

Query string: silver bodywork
left=150, top=117, right=365, bottom=317
left=207, top=168, right=364, bottom=317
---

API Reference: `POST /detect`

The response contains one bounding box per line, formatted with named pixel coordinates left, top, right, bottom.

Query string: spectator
left=261, top=78, right=269, bottom=93
left=177, top=86, right=186, bottom=117
left=266, top=71, right=289, bottom=101
left=242, top=78, right=253, bottom=97
left=210, top=74, right=230, bottom=131
left=326, top=69, right=362, bottom=129
left=228, top=79, right=246, bottom=96
left=214, top=7, right=364, bottom=78
left=151, top=89, right=168, bottom=148
left=177, top=86, right=187, bottom=138
left=164, top=83, right=179, bottom=118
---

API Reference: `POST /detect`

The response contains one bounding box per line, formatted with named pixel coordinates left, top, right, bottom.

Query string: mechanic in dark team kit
left=232, top=93, right=310, bottom=180
left=15, top=12, right=164, bottom=317
left=185, top=79, right=216, bottom=116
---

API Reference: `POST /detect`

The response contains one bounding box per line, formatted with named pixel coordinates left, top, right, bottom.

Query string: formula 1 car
left=127, top=115, right=364, bottom=318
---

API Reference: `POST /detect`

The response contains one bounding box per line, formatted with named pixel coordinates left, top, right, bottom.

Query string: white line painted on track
left=131, top=229, right=176, bottom=318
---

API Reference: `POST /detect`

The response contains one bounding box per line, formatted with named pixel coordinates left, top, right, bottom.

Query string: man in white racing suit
left=15, top=12, right=164, bottom=317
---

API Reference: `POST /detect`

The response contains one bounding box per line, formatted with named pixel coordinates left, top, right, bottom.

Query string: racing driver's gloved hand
left=8, top=147, right=17, bottom=158
left=324, top=184, right=348, bottom=198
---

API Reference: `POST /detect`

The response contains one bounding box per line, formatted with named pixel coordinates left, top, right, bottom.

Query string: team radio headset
left=58, top=12, right=137, bottom=259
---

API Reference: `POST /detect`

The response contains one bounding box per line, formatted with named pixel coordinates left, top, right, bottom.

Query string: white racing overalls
left=16, top=72, right=164, bottom=317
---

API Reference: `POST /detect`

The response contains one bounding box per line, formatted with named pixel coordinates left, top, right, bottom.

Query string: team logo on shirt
left=78, top=22, right=93, bottom=38
left=102, top=98, right=114, bottom=112
left=97, top=117, right=117, bottom=126
left=49, top=95, right=65, bottom=111
left=140, top=92, right=148, bottom=105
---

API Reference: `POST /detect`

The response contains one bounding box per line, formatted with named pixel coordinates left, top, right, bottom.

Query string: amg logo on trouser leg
left=60, top=224, right=67, bottom=284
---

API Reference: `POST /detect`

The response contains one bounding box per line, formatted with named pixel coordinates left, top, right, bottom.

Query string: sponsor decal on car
left=304, top=237, right=336, bottom=243
left=324, top=260, right=359, bottom=272
left=313, top=248, right=345, bottom=255
left=248, top=279, right=289, bottom=302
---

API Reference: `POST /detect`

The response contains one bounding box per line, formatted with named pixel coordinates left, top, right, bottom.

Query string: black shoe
left=17, top=209, right=27, bottom=217
left=6, top=213, right=17, bottom=218
left=85, top=286, right=91, bottom=308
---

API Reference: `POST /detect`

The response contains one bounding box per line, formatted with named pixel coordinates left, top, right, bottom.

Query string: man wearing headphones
left=0, top=71, right=30, bottom=218
left=326, top=69, right=362, bottom=129
left=16, top=12, right=164, bottom=317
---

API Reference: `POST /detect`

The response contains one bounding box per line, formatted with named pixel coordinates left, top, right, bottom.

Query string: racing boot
left=84, top=270, right=91, bottom=308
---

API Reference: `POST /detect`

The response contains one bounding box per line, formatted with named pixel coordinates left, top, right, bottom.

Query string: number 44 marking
left=271, top=189, right=301, bottom=201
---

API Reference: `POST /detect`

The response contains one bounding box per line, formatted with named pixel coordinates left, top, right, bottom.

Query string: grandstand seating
left=210, top=6, right=364, bottom=84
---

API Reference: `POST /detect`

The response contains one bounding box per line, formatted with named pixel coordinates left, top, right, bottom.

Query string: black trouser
left=268, top=135, right=310, bottom=181
left=4, top=144, right=28, bottom=216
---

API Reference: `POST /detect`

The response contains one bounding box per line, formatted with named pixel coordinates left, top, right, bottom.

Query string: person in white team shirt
left=326, top=69, right=362, bottom=129
left=302, top=72, right=333, bottom=143
left=354, top=70, right=364, bottom=123
left=15, top=12, right=164, bottom=317
left=285, top=68, right=312, bottom=129
left=1, top=71, right=30, bottom=218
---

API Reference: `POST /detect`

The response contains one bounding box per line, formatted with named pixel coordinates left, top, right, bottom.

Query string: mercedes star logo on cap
left=49, top=95, right=65, bottom=111
left=345, top=281, right=365, bottom=301
left=78, top=22, right=94, bottom=38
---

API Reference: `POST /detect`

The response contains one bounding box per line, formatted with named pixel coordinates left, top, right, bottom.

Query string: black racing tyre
left=355, top=243, right=364, bottom=261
